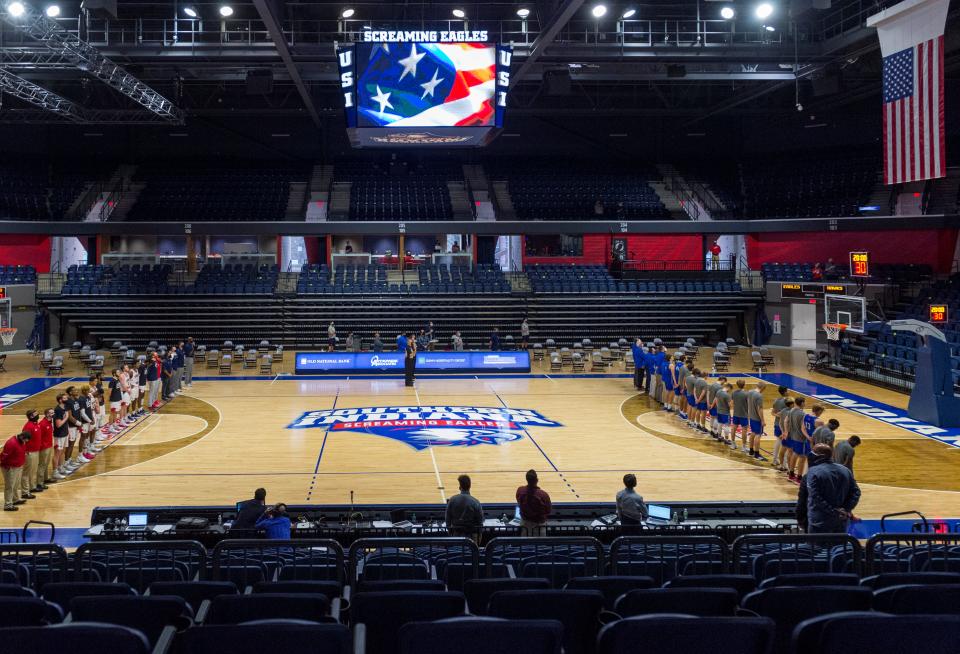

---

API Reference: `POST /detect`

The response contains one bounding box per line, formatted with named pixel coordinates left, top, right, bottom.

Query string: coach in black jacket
left=232, top=488, right=267, bottom=531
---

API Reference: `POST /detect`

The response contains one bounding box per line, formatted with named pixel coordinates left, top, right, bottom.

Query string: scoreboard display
left=929, top=304, right=949, bottom=324
left=336, top=35, right=512, bottom=148
left=849, top=251, right=870, bottom=278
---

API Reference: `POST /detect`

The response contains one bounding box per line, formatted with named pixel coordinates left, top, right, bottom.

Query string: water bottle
left=410, top=512, right=417, bottom=525
left=683, top=508, right=689, bottom=522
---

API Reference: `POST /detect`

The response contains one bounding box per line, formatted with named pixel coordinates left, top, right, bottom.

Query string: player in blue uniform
left=661, top=355, right=675, bottom=411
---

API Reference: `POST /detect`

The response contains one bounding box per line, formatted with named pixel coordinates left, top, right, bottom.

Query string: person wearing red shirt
left=36, top=408, right=55, bottom=489
left=516, top=469, right=552, bottom=537
left=1, top=431, right=32, bottom=511
left=20, top=410, right=43, bottom=497
left=709, top=241, right=722, bottom=270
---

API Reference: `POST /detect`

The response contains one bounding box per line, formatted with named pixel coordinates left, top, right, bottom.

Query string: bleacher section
left=42, top=265, right=760, bottom=349
left=126, top=164, right=307, bottom=222
left=0, top=265, right=37, bottom=285
left=0, top=162, right=107, bottom=221
left=62, top=264, right=171, bottom=295
left=528, top=265, right=741, bottom=294
left=490, top=159, right=670, bottom=221
left=741, top=154, right=876, bottom=219
left=335, top=159, right=459, bottom=221
left=761, top=262, right=933, bottom=283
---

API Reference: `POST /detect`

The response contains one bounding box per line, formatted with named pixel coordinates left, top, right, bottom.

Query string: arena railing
left=211, top=539, right=345, bottom=587
left=74, top=540, right=207, bottom=591
left=620, top=259, right=737, bottom=273
left=864, top=533, right=960, bottom=575
left=348, top=537, right=479, bottom=587
left=731, top=533, right=863, bottom=580
left=0, top=543, right=69, bottom=591
left=484, top=536, right=605, bottom=587
left=609, top=535, right=729, bottom=582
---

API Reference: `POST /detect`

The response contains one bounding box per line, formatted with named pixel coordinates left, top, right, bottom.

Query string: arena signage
left=361, top=30, right=489, bottom=43
left=812, top=393, right=959, bottom=440
left=295, top=351, right=530, bottom=374
left=287, top=405, right=562, bottom=450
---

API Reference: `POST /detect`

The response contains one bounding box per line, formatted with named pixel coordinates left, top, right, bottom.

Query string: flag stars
left=420, top=68, right=444, bottom=99
left=371, top=85, right=393, bottom=115
left=398, top=43, right=426, bottom=81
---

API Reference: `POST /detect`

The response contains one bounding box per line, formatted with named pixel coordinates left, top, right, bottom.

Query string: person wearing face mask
left=21, top=410, right=43, bottom=497
left=36, top=408, right=55, bottom=488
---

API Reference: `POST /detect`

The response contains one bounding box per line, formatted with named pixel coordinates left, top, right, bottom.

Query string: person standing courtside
left=327, top=322, right=337, bottom=352
left=2, top=431, right=32, bottom=511
left=232, top=488, right=267, bottom=532
left=730, top=380, right=749, bottom=452
left=183, top=337, right=195, bottom=388
left=801, top=444, right=861, bottom=534
left=631, top=339, right=645, bottom=391
left=404, top=333, right=417, bottom=387
left=445, top=475, right=483, bottom=540
left=21, top=410, right=43, bottom=497
left=520, top=318, right=530, bottom=350
left=833, top=435, right=861, bottom=471
left=746, top=381, right=766, bottom=460
left=516, top=470, right=551, bottom=537
left=771, top=386, right=789, bottom=471
left=36, top=408, right=55, bottom=488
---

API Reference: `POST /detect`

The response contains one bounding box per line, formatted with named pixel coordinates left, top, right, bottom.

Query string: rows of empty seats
left=0, top=534, right=959, bottom=653
left=192, top=264, right=278, bottom=294
left=741, top=153, right=877, bottom=219
left=0, top=161, right=107, bottom=221
left=0, top=265, right=37, bottom=285
left=336, top=158, right=459, bottom=222
left=61, top=264, right=171, bottom=295
left=416, top=264, right=510, bottom=294
left=491, top=159, right=670, bottom=221
left=127, top=164, right=306, bottom=222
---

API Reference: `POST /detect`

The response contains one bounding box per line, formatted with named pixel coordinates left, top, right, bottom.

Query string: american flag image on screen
left=882, top=35, right=944, bottom=185
left=357, top=43, right=495, bottom=128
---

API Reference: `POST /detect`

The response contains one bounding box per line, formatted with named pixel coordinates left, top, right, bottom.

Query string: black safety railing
left=74, top=540, right=207, bottom=592
left=212, top=539, right=345, bottom=587
left=610, top=535, right=728, bottom=583
left=0, top=543, right=69, bottom=592
left=865, top=533, right=960, bottom=575
left=732, top=533, right=863, bottom=580
left=621, top=259, right=737, bottom=273
left=485, top=537, right=605, bottom=588
left=348, top=537, right=479, bottom=587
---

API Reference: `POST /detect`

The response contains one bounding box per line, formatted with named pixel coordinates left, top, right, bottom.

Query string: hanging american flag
left=869, top=0, right=948, bottom=185
left=356, top=43, right=496, bottom=128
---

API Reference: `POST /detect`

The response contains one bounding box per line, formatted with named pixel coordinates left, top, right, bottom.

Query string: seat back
left=487, top=589, right=604, bottom=654
left=663, top=575, right=757, bottom=600
left=614, top=588, right=739, bottom=617
left=350, top=591, right=466, bottom=654
left=179, top=619, right=351, bottom=654
left=146, top=581, right=238, bottom=613
left=398, top=617, right=563, bottom=654
left=563, top=576, right=656, bottom=610
left=794, top=612, right=960, bottom=654
left=70, top=595, right=191, bottom=645
left=597, top=615, right=775, bottom=654
left=206, top=593, right=331, bottom=625
left=0, top=596, right=62, bottom=627
left=42, top=582, right=136, bottom=612
left=873, top=584, right=960, bottom=614
left=463, top=578, right=550, bottom=615
left=0, top=623, right=150, bottom=654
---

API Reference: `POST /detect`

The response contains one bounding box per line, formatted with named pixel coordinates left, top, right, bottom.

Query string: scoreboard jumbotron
left=336, top=32, right=512, bottom=147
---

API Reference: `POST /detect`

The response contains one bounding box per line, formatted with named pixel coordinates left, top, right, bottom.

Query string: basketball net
left=0, top=327, right=16, bottom=346
left=823, top=323, right=846, bottom=341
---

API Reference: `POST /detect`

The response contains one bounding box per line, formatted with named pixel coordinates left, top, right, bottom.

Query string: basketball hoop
left=823, top=323, right=847, bottom=341
left=0, top=328, right=16, bottom=346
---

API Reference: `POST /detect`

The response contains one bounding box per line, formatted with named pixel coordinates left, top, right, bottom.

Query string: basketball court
left=0, top=347, right=958, bottom=532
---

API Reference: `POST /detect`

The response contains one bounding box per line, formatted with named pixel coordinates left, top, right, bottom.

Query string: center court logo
left=287, top=405, right=562, bottom=450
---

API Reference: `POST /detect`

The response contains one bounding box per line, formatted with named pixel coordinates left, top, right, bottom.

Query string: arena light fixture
left=219, top=4, right=233, bottom=17
left=183, top=5, right=198, bottom=17
left=764, top=24, right=776, bottom=31
left=516, top=7, right=530, bottom=18
left=6, top=2, right=26, bottom=17
left=621, top=8, right=636, bottom=18
left=340, top=7, right=355, bottom=18
left=591, top=4, right=607, bottom=18
left=755, top=2, right=773, bottom=19
left=452, top=8, right=465, bottom=18
left=45, top=4, right=60, bottom=17
left=720, top=6, right=735, bottom=19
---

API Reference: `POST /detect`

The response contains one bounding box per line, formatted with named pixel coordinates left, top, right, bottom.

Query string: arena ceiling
left=0, top=0, right=957, bottom=125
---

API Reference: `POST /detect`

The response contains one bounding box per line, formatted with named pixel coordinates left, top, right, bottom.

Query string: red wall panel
left=523, top=234, right=703, bottom=266
left=0, top=235, right=51, bottom=273
left=746, top=229, right=958, bottom=273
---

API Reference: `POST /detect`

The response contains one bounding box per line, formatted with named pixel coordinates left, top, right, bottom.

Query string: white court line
left=414, top=385, right=446, bottom=502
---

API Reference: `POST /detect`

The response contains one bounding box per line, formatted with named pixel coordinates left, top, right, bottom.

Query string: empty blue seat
left=204, top=593, right=332, bottom=625
left=487, top=589, right=603, bottom=654
left=399, top=616, right=563, bottom=654
left=179, top=619, right=351, bottom=654
left=759, top=573, right=861, bottom=588
left=563, top=576, right=656, bottom=610
left=70, top=595, right=192, bottom=646
left=0, top=623, right=151, bottom=654
left=614, top=588, right=739, bottom=617
left=351, top=591, right=465, bottom=654
left=0, top=596, right=62, bottom=627
left=663, top=575, right=757, bottom=599
left=147, top=581, right=238, bottom=613
left=873, top=584, right=960, bottom=614
left=793, top=612, right=960, bottom=654
left=463, top=578, right=550, bottom=615
left=42, top=582, right=136, bottom=612
left=597, top=615, right=775, bottom=654
left=861, top=572, right=960, bottom=589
